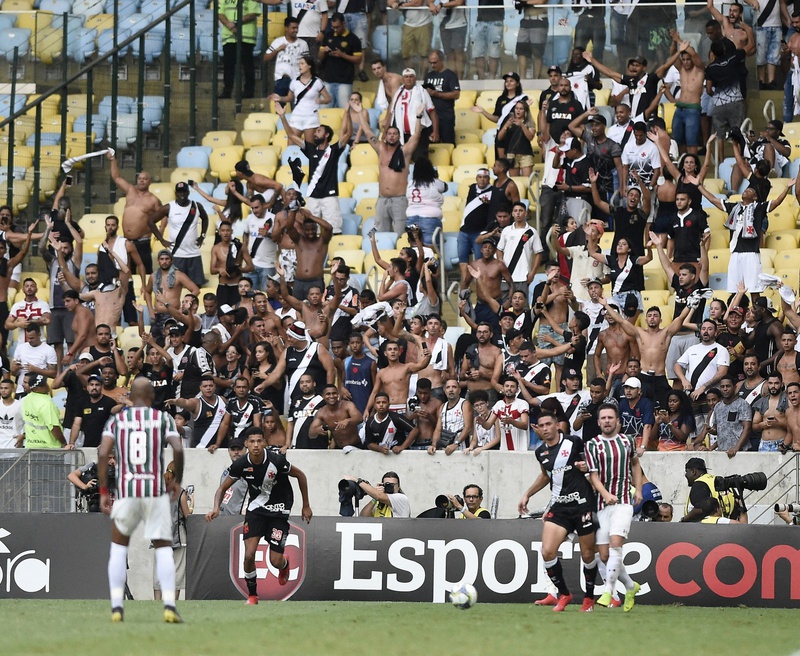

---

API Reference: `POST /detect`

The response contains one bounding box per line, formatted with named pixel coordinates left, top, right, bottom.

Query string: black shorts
left=545, top=503, right=598, bottom=536
left=242, top=511, right=290, bottom=553
left=132, top=238, right=154, bottom=275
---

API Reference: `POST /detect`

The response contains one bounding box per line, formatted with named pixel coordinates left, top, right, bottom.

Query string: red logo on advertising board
left=229, top=522, right=306, bottom=600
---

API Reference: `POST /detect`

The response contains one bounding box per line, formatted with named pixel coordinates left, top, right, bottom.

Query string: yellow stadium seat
left=702, top=178, right=725, bottom=194
left=149, top=183, right=176, bottom=205
left=775, top=268, right=799, bottom=288
left=435, top=165, right=453, bottom=182
left=349, top=143, right=378, bottom=166
left=245, top=147, right=279, bottom=176
left=773, top=249, right=800, bottom=271
left=328, top=235, right=362, bottom=252
left=705, top=207, right=727, bottom=231
left=476, top=91, right=500, bottom=111
left=768, top=206, right=799, bottom=232
left=84, top=13, right=114, bottom=32
left=765, top=232, right=798, bottom=251
left=451, top=144, right=486, bottom=166
left=170, top=168, right=206, bottom=185
left=761, top=248, right=776, bottom=269
left=65, top=94, right=93, bottom=118
left=0, top=145, right=33, bottom=168
left=339, top=181, right=354, bottom=198
left=2, top=0, right=34, bottom=8
left=453, top=164, right=485, bottom=185
left=441, top=196, right=462, bottom=212
left=319, top=108, right=345, bottom=127
left=243, top=113, right=280, bottom=132
left=32, top=27, right=62, bottom=65
left=272, top=130, right=289, bottom=150
left=241, top=129, right=273, bottom=148
left=38, top=145, right=61, bottom=169
left=65, top=132, right=94, bottom=160
left=209, top=145, right=245, bottom=182
left=455, top=109, right=481, bottom=131
left=442, top=211, right=460, bottom=232
left=659, top=103, right=676, bottom=133
left=346, top=166, right=379, bottom=185
left=594, top=88, right=610, bottom=106
left=455, top=130, right=483, bottom=144
left=30, top=166, right=58, bottom=201
left=641, top=290, right=670, bottom=306
left=643, top=267, right=668, bottom=291
left=332, top=249, right=366, bottom=273
left=455, top=90, right=477, bottom=109
left=359, top=91, right=375, bottom=109
left=202, top=131, right=238, bottom=148
left=707, top=231, right=729, bottom=250
left=365, top=249, right=399, bottom=274
left=113, top=198, right=125, bottom=218
left=599, top=230, right=614, bottom=251
left=708, top=249, right=730, bottom=274
left=41, top=114, right=66, bottom=133
left=510, top=177, right=528, bottom=200
left=428, top=145, right=451, bottom=167
left=355, top=197, right=377, bottom=220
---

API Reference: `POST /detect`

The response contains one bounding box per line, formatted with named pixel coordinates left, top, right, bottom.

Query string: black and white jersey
left=191, top=394, right=226, bottom=448
left=534, top=433, right=595, bottom=509
left=364, top=411, right=415, bottom=450
left=290, top=393, right=325, bottom=448
left=180, top=347, right=216, bottom=399
left=284, top=343, right=327, bottom=412
left=303, top=140, right=343, bottom=198
left=228, top=450, right=293, bottom=516
left=225, top=394, right=265, bottom=441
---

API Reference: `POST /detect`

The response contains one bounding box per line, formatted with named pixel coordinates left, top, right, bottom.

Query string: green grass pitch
left=3, top=600, right=798, bottom=656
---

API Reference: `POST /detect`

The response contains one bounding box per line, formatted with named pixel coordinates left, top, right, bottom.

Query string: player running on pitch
left=518, top=411, right=599, bottom=612
left=206, top=428, right=312, bottom=604
left=98, top=376, right=185, bottom=624
left=584, top=403, right=643, bottom=612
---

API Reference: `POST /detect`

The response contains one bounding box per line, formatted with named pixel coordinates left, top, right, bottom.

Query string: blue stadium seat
left=99, top=95, right=135, bottom=119
left=142, top=95, right=164, bottom=131
left=363, top=232, right=397, bottom=252
left=0, top=15, right=16, bottom=30
left=367, top=108, right=381, bottom=130
left=0, top=94, right=28, bottom=116
left=442, top=233, right=459, bottom=270
left=176, top=145, right=212, bottom=170
left=39, top=0, right=74, bottom=14
left=110, top=113, right=139, bottom=149
left=788, top=157, right=800, bottom=180
left=104, top=0, right=139, bottom=21
left=341, top=214, right=360, bottom=235
left=67, top=27, right=97, bottom=64
left=135, top=30, right=165, bottom=63
left=708, top=273, right=728, bottom=291
left=0, top=29, right=31, bottom=62
left=97, top=27, right=130, bottom=57
left=50, top=13, right=83, bottom=32
left=280, top=144, right=309, bottom=167
left=339, top=197, right=356, bottom=215
left=71, top=0, right=103, bottom=16
left=352, top=182, right=379, bottom=203
left=170, top=30, right=194, bottom=63
left=26, top=132, right=61, bottom=146
left=360, top=217, right=375, bottom=236
left=73, top=114, right=107, bottom=144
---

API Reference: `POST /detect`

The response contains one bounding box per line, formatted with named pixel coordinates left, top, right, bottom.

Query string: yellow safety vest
left=459, top=506, right=490, bottom=518
left=685, top=473, right=736, bottom=518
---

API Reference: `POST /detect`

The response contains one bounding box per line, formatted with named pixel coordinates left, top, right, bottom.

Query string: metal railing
left=746, top=454, right=800, bottom=524
left=0, top=449, right=85, bottom=513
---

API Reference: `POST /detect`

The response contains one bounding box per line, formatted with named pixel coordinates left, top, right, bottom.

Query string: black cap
left=587, top=114, right=607, bottom=125
left=547, top=65, right=562, bottom=75
left=229, top=438, right=246, bottom=449
left=87, top=373, right=102, bottom=383
left=685, top=457, right=708, bottom=471
left=175, top=181, right=189, bottom=192
left=502, top=71, right=521, bottom=82
left=564, top=368, right=580, bottom=379
left=500, top=310, right=516, bottom=320
left=628, top=55, right=648, bottom=66
left=483, top=235, right=499, bottom=248
left=624, top=295, right=639, bottom=318
left=754, top=296, right=776, bottom=312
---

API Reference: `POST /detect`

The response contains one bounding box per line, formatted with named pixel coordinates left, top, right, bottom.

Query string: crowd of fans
left=4, top=0, right=800, bottom=479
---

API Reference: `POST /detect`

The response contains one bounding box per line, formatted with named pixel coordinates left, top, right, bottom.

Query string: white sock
left=618, top=564, right=635, bottom=590
left=155, top=547, right=176, bottom=607
left=108, top=542, right=128, bottom=610
left=606, top=547, right=623, bottom=594
left=596, top=555, right=607, bottom=583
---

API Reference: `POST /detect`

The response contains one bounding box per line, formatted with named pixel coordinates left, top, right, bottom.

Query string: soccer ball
left=449, top=581, right=478, bottom=609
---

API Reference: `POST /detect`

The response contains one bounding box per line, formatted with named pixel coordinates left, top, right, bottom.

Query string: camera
left=243, top=290, right=256, bottom=298
left=436, top=494, right=464, bottom=512
left=407, top=395, right=420, bottom=415
left=425, top=257, right=439, bottom=274
left=774, top=503, right=800, bottom=514
left=714, top=472, right=767, bottom=494
left=383, top=482, right=396, bottom=495
left=287, top=191, right=306, bottom=210
left=79, top=464, right=116, bottom=513
left=639, top=499, right=660, bottom=521
left=406, top=224, right=420, bottom=240
left=338, top=478, right=366, bottom=517
left=514, top=0, right=526, bottom=12
left=187, top=179, right=194, bottom=187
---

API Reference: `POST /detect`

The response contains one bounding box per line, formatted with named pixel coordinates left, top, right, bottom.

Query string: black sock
left=545, top=559, right=569, bottom=596
left=245, top=572, right=257, bottom=596
left=583, top=562, right=598, bottom=599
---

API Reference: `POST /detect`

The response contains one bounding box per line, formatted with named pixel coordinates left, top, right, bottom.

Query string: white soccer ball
left=449, top=581, right=478, bottom=609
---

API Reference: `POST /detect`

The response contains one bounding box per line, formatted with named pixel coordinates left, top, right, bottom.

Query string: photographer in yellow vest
left=681, top=457, right=736, bottom=522
left=450, top=484, right=491, bottom=519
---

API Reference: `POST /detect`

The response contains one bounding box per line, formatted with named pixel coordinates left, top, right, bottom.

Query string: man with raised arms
left=365, top=340, right=431, bottom=415
left=308, top=384, right=363, bottom=449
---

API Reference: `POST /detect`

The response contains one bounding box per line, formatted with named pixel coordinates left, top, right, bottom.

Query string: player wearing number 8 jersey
left=584, top=403, right=643, bottom=612
left=98, top=376, right=184, bottom=624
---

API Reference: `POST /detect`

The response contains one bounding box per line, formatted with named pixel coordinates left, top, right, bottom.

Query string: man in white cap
left=383, top=68, right=438, bottom=162
left=260, top=320, right=336, bottom=414
left=618, top=376, right=655, bottom=455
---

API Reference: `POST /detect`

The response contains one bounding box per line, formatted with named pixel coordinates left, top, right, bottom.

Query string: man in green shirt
left=218, top=0, right=261, bottom=99
left=21, top=373, right=65, bottom=449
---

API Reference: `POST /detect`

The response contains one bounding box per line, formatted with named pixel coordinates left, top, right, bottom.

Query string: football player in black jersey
left=206, top=430, right=312, bottom=605
left=518, top=412, right=599, bottom=612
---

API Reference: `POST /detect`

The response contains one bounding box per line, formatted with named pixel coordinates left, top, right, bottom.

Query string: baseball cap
left=622, top=376, right=642, bottom=389
left=587, top=114, right=607, bottom=126
left=402, top=68, right=416, bottom=76
left=157, top=248, right=172, bottom=259
left=483, top=235, right=499, bottom=248
left=754, top=296, right=776, bottom=312
left=563, top=368, right=580, bottom=379
left=559, top=137, right=578, bottom=152
left=628, top=55, right=648, bottom=66
left=503, top=71, right=521, bottom=82
left=77, top=352, right=94, bottom=362
left=769, top=119, right=785, bottom=136
left=175, top=181, right=189, bottom=192
left=168, top=325, right=183, bottom=336
left=87, top=373, right=102, bottom=383
left=547, top=65, right=562, bottom=75
left=29, top=374, right=46, bottom=388
left=218, top=304, right=236, bottom=316
left=685, top=457, right=708, bottom=471
left=228, top=438, right=246, bottom=450
left=500, top=311, right=516, bottom=320
left=287, top=321, right=309, bottom=342
left=729, top=305, right=745, bottom=317
left=586, top=277, right=603, bottom=287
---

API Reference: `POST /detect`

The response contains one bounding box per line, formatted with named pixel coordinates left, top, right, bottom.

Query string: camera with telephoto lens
left=338, top=478, right=367, bottom=517
left=639, top=499, right=660, bottom=521
left=714, top=472, right=767, bottom=494
left=436, top=494, right=464, bottom=512
left=79, top=464, right=116, bottom=513
left=775, top=503, right=800, bottom=514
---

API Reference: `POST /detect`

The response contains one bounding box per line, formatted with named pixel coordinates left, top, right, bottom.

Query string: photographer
left=681, top=457, right=736, bottom=522
left=448, top=484, right=491, bottom=519
left=68, top=455, right=116, bottom=512
left=342, top=471, right=410, bottom=518
left=699, top=496, right=748, bottom=524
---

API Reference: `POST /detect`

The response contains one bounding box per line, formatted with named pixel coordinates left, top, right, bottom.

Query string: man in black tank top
left=486, top=158, right=520, bottom=222
left=745, top=299, right=783, bottom=374
left=84, top=324, right=127, bottom=375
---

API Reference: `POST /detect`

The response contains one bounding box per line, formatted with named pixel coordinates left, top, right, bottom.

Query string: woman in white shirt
left=269, top=55, right=331, bottom=143
left=405, top=157, right=446, bottom=246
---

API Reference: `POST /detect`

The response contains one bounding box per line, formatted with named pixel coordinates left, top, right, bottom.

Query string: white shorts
left=11, top=262, right=21, bottom=284
left=306, top=196, right=343, bottom=234
left=280, top=248, right=297, bottom=283
left=111, top=495, right=172, bottom=541
left=727, top=251, right=764, bottom=293
left=596, top=503, right=634, bottom=545
left=288, top=111, right=320, bottom=132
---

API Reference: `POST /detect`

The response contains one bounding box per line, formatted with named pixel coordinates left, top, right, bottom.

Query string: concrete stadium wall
left=78, top=448, right=799, bottom=600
